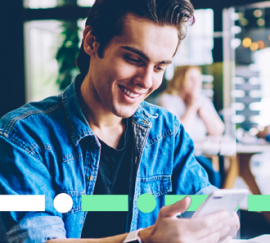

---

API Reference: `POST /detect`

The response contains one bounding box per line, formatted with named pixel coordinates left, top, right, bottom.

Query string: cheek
left=152, top=75, right=163, bottom=90
left=114, top=61, right=138, bottom=80
left=185, top=84, right=193, bottom=92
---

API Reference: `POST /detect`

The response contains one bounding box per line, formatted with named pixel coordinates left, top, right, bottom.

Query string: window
left=77, top=0, right=95, bottom=7
left=224, top=2, right=270, bottom=134
left=24, top=20, right=64, bottom=102
left=163, top=9, right=215, bottom=104
left=23, top=0, right=92, bottom=102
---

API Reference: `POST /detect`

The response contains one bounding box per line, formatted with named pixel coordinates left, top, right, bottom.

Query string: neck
left=79, top=74, right=126, bottom=149
left=79, top=73, right=123, bottom=130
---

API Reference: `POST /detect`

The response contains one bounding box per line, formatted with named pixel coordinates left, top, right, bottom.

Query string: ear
left=83, top=26, right=100, bottom=56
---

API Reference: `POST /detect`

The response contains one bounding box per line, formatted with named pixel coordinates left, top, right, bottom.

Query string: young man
left=0, top=0, right=239, bottom=242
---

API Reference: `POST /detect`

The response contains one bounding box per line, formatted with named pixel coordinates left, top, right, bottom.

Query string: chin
left=112, top=104, right=138, bottom=118
left=115, top=109, right=136, bottom=119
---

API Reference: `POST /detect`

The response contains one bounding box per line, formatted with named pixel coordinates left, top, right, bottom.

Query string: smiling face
left=82, top=14, right=179, bottom=119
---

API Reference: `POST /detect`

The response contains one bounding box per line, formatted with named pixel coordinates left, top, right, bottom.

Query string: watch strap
left=123, top=228, right=143, bottom=243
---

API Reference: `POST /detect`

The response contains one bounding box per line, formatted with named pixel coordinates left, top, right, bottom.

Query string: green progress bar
left=82, top=195, right=128, bottom=211
left=165, top=195, right=208, bottom=211
left=81, top=194, right=270, bottom=212
left=248, top=195, right=270, bottom=212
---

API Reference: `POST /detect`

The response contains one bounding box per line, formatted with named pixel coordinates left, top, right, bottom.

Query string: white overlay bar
left=0, top=195, right=45, bottom=211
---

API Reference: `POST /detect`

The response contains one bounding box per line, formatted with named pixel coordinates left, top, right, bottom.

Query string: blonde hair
left=165, top=65, right=201, bottom=95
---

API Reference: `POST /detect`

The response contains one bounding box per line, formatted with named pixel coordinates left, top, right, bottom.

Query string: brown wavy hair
left=76, top=0, right=195, bottom=77
left=164, top=65, right=202, bottom=95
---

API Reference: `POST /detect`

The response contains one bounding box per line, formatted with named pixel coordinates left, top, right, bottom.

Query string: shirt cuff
left=195, top=185, right=218, bottom=195
left=6, top=216, right=66, bottom=243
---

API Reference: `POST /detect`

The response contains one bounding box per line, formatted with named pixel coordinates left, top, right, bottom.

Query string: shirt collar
left=62, top=74, right=93, bottom=146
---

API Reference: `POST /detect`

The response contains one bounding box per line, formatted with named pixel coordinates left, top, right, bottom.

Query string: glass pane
left=78, top=18, right=87, bottom=40
left=24, top=20, right=64, bottom=102
left=24, top=0, right=58, bottom=8
left=165, top=9, right=214, bottom=81
left=225, top=3, right=270, bottom=133
left=77, top=0, right=95, bottom=7
left=173, top=9, right=214, bottom=67
left=163, top=9, right=215, bottom=104
left=24, top=0, right=77, bottom=9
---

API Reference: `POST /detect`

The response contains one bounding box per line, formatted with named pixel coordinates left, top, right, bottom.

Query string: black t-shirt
left=81, top=119, right=133, bottom=238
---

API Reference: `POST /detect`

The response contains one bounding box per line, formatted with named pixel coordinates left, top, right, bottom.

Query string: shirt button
left=87, top=176, right=94, bottom=181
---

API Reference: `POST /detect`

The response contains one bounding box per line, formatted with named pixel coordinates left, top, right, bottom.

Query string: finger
left=221, top=213, right=240, bottom=239
left=160, top=196, right=191, bottom=218
left=194, top=211, right=230, bottom=229
left=194, top=228, right=230, bottom=243
left=232, top=212, right=240, bottom=231
left=230, top=212, right=240, bottom=234
left=218, top=236, right=233, bottom=243
left=192, top=213, right=237, bottom=239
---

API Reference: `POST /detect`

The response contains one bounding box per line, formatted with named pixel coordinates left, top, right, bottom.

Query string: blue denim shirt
left=0, top=75, right=216, bottom=242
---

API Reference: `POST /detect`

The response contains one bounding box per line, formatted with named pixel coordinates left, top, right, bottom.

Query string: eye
left=125, top=55, right=143, bottom=65
left=154, top=66, right=165, bottom=72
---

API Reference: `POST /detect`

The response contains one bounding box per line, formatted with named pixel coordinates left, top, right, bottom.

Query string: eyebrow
left=121, top=46, right=172, bottom=65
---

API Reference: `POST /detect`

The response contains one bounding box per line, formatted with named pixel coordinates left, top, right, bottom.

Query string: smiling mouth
left=119, top=85, right=140, bottom=98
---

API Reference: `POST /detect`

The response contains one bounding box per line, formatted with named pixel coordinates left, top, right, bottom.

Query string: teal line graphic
left=248, top=195, right=270, bottom=212
left=82, top=195, right=128, bottom=211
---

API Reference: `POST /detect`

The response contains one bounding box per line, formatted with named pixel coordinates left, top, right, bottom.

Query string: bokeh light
left=253, top=9, right=263, bottom=18
left=257, top=40, right=265, bottom=49
left=250, top=42, right=259, bottom=51
left=237, top=12, right=244, bottom=20
left=257, top=18, right=265, bottom=26
left=242, top=37, right=252, bottom=48
left=240, top=18, right=249, bottom=26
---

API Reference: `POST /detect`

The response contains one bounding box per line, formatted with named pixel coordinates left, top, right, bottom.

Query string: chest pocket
left=139, top=175, right=172, bottom=198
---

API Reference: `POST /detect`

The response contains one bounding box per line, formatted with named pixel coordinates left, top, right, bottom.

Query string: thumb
left=161, top=196, right=191, bottom=218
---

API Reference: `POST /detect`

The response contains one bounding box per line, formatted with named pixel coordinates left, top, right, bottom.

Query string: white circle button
left=54, top=193, right=73, bottom=213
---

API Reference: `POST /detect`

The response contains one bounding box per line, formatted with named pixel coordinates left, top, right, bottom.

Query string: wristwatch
left=123, top=228, right=143, bottom=243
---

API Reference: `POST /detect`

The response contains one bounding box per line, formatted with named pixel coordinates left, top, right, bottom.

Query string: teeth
left=120, top=87, right=140, bottom=98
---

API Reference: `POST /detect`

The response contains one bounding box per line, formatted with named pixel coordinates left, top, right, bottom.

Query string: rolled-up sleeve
left=195, top=185, right=218, bottom=195
left=6, top=216, right=66, bottom=243
left=0, top=136, right=66, bottom=242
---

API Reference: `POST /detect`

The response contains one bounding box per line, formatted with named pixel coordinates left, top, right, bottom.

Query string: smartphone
left=192, top=189, right=249, bottom=218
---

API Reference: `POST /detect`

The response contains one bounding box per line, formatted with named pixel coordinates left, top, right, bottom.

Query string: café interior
left=0, top=0, right=270, bottom=241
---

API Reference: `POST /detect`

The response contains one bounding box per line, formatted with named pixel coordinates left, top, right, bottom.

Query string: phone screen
left=192, top=189, right=248, bottom=218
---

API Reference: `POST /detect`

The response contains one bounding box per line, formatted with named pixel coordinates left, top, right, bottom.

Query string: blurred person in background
left=158, top=65, right=225, bottom=188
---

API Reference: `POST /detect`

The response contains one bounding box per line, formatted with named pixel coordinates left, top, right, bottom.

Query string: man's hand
left=139, top=197, right=240, bottom=243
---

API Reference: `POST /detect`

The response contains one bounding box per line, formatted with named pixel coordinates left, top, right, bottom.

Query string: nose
left=133, top=66, right=153, bottom=90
